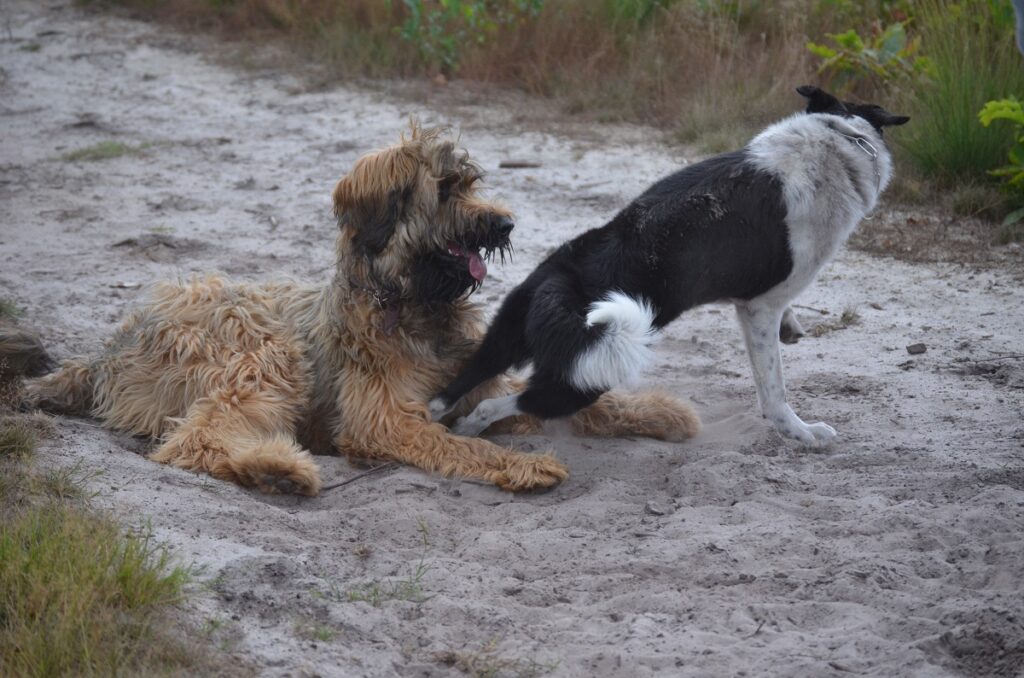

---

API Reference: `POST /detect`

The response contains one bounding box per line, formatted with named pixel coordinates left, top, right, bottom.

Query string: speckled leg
left=735, top=302, right=836, bottom=446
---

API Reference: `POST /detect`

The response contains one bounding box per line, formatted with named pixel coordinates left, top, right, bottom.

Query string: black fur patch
left=409, top=250, right=480, bottom=306
left=797, top=85, right=909, bottom=133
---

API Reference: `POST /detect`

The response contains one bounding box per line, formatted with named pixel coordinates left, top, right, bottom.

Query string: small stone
left=906, top=343, right=927, bottom=355
left=644, top=501, right=666, bottom=516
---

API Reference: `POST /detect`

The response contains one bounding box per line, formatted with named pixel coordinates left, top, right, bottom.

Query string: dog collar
left=347, top=277, right=402, bottom=335
left=829, top=122, right=882, bottom=193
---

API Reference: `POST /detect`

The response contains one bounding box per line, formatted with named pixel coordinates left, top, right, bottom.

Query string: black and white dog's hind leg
left=779, top=306, right=805, bottom=345
left=444, top=290, right=658, bottom=436
left=735, top=300, right=836, bottom=446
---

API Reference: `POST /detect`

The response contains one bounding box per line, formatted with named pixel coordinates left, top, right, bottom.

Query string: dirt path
left=2, top=2, right=1023, bottom=676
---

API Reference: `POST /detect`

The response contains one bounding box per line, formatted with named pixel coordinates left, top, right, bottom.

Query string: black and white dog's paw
left=427, top=397, right=453, bottom=422
left=779, top=306, right=806, bottom=345
left=451, top=415, right=489, bottom=438
left=798, top=421, right=837, bottom=446
left=768, top=408, right=837, bottom=447
left=450, top=394, right=521, bottom=437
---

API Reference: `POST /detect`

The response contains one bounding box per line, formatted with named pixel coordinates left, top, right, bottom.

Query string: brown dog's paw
left=222, top=437, right=323, bottom=496
left=494, top=453, right=568, bottom=492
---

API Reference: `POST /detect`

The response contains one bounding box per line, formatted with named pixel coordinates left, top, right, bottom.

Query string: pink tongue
left=468, top=252, right=487, bottom=281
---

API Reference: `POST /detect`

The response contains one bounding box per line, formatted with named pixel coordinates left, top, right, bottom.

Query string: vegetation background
left=96, top=0, right=1024, bottom=237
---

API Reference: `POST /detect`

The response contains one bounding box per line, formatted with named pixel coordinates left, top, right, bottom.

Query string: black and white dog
left=430, top=86, right=908, bottom=446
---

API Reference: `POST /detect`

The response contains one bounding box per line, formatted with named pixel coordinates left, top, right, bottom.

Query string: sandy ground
left=2, top=2, right=1024, bottom=676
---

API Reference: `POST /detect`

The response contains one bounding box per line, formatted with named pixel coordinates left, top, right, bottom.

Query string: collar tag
left=382, top=303, right=401, bottom=335
left=854, top=136, right=878, bottom=160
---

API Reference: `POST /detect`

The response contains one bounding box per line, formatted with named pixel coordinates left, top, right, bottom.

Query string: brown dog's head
left=332, top=124, right=513, bottom=306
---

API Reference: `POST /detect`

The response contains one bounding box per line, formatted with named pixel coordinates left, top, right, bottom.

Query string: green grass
left=0, top=299, right=19, bottom=319
left=347, top=558, right=432, bottom=607
left=0, top=420, right=36, bottom=460
left=62, top=140, right=147, bottom=162
left=897, top=0, right=1024, bottom=184
left=0, top=414, right=231, bottom=676
left=0, top=506, right=191, bottom=676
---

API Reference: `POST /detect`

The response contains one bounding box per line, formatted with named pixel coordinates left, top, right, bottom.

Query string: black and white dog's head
left=796, top=85, right=910, bottom=134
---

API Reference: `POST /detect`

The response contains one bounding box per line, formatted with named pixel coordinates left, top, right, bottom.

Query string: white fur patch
left=743, top=112, right=894, bottom=309
left=570, top=292, right=657, bottom=391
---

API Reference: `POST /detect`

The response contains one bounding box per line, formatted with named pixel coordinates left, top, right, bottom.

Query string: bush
left=978, top=96, right=1024, bottom=230
left=896, top=0, right=1024, bottom=183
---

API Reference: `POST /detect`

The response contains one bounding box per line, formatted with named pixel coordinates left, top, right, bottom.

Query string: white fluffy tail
left=570, top=292, right=657, bottom=391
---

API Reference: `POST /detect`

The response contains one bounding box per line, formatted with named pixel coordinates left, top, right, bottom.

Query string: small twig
left=321, top=463, right=398, bottom=491
left=499, top=160, right=542, bottom=169
left=971, top=354, right=1024, bottom=362
left=793, top=304, right=830, bottom=315
left=744, top=620, right=766, bottom=638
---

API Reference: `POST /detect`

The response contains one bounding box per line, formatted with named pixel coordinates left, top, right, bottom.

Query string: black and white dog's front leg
left=449, top=394, right=523, bottom=437
left=735, top=301, right=836, bottom=446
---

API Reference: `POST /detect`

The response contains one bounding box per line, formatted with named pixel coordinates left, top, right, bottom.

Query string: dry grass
left=91, top=0, right=903, bottom=147
left=809, top=308, right=862, bottom=337
left=434, top=639, right=559, bottom=678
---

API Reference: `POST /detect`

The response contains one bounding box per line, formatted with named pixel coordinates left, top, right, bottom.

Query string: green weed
left=434, top=639, right=559, bottom=678
left=0, top=299, right=19, bottom=319
left=897, top=0, right=1024, bottom=183
left=63, top=140, right=148, bottom=162
left=347, top=558, right=432, bottom=607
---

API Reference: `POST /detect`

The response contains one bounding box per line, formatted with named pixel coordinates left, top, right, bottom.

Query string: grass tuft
left=62, top=140, right=147, bottom=162
left=0, top=414, right=234, bottom=675
left=347, top=558, right=432, bottom=607
left=809, top=308, right=862, bottom=337
left=434, top=639, right=559, bottom=678
left=0, top=506, right=191, bottom=676
left=0, top=299, right=19, bottom=319
left=0, top=419, right=36, bottom=460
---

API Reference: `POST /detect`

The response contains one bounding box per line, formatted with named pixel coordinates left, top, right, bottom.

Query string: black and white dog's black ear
left=862, top=107, right=910, bottom=128
left=846, top=103, right=911, bottom=132
left=796, top=85, right=845, bottom=114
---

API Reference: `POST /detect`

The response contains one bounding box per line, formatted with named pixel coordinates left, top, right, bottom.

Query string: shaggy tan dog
left=4, top=125, right=700, bottom=495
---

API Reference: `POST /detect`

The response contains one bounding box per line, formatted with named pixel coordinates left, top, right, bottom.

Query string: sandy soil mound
left=2, top=2, right=1022, bottom=675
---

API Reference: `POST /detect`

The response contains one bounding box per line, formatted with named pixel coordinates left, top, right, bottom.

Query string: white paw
left=428, top=397, right=452, bottom=422
left=769, top=410, right=837, bottom=447
left=451, top=413, right=488, bottom=438
left=806, top=421, right=837, bottom=442
left=784, top=420, right=837, bottom=447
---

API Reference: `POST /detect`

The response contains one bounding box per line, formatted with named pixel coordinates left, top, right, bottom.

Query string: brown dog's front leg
left=336, top=371, right=567, bottom=491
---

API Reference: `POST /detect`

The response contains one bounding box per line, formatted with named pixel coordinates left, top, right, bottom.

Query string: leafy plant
left=978, top=96, right=1024, bottom=226
left=897, top=0, right=1024, bottom=183
left=396, top=0, right=543, bottom=72
left=807, top=21, right=933, bottom=92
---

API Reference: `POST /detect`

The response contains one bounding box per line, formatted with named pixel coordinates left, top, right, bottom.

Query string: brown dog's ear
left=332, top=175, right=408, bottom=256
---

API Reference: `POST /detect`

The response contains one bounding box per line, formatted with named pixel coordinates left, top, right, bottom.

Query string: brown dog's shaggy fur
left=2, top=125, right=700, bottom=495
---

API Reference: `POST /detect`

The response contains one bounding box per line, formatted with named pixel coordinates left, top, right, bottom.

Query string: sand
left=1, top=2, right=1023, bottom=676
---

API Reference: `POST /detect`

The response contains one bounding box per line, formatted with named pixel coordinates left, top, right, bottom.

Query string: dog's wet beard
left=409, top=240, right=511, bottom=305
left=410, top=250, right=483, bottom=305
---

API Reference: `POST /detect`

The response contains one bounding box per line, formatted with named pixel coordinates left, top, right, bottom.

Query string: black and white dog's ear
left=847, top=103, right=911, bottom=131
left=874, top=110, right=910, bottom=127
left=796, top=85, right=845, bottom=114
